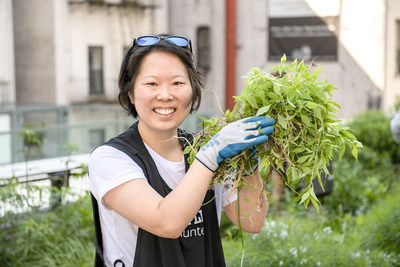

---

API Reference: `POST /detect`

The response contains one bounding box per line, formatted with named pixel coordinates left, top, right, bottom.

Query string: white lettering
left=180, top=227, right=205, bottom=238
left=193, top=210, right=203, bottom=225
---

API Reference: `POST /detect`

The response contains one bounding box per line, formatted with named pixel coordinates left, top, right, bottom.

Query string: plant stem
left=236, top=188, right=245, bottom=267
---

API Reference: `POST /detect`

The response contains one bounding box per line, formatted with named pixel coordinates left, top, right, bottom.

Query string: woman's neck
left=138, top=123, right=182, bottom=162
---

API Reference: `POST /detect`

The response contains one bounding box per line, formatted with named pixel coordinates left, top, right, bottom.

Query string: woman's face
left=129, top=51, right=193, bottom=135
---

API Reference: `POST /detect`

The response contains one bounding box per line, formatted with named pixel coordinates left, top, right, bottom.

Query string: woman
left=89, top=35, right=275, bottom=267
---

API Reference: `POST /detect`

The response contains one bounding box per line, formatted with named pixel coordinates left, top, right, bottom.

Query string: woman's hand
left=195, top=116, right=275, bottom=172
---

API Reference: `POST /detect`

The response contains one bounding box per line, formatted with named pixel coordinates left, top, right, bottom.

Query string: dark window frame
left=197, top=27, right=211, bottom=71
left=89, top=46, right=104, bottom=95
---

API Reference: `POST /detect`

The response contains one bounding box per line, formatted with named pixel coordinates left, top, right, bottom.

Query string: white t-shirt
left=89, top=143, right=237, bottom=267
left=391, top=110, right=400, bottom=144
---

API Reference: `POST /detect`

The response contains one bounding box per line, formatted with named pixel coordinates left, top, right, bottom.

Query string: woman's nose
left=157, top=85, right=173, bottom=100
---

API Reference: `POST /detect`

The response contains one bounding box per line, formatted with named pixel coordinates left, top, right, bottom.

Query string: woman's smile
left=153, top=107, right=176, bottom=116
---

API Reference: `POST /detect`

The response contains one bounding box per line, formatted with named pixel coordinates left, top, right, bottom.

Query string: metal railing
left=0, top=104, right=217, bottom=165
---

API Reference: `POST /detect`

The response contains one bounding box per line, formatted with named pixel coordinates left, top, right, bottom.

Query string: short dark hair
left=118, top=35, right=203, bottom=118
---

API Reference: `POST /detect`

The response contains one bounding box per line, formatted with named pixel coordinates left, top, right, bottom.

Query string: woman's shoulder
left=91, top=145, right=126, bottom=158
left=89, top=145, right=137, bottom=169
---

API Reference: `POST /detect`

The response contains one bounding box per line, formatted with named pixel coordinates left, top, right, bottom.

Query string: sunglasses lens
left=137, top=36, right=160, bottom=46
left=167, top=37, right=189, bottom=47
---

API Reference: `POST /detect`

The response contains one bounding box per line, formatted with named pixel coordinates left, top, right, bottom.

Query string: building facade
left=1, top=0, right=400, bottom=164
left=2, top=0, right=400, bottom=114
left=168, top=0, right=400, bottom=118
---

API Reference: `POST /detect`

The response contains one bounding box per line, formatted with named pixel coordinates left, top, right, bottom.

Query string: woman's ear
left=128, top=90, right=134, bottom=104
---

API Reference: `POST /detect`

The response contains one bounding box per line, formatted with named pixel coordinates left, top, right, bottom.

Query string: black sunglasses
left=133, top=35, right=192, bottom=53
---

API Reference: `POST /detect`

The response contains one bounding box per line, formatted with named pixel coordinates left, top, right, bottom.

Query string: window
left=89, top=46, right=104, bottom=95
left=396, top=20, right=400, bottom=75
left=197, top=27, right=210, bottom=71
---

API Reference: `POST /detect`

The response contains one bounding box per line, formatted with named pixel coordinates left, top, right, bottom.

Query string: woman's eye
left=147, top=82, right=157, bottom=86
left=173, top=81, right=183, bottom=86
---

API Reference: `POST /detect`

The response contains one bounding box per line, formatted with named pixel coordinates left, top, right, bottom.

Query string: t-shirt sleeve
left=391, top=110, right=400, bottom=144
left=88, top=145, right=146, bottom=205
left=220, top=180, right=238, bottom=207
left=214, top=180, right=238, bottom=224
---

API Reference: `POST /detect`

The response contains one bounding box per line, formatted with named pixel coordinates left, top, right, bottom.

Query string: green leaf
left=313, top=107, right=323, bottom=122
left=341, top=131, right=356, bottom=139
left=278, top=114, right=288, bottom=129
left=289, top=58, right=298, bottom=70
left=299, top=191, right=310, bottom=205
left=245, top=94, right=258, bottom=109
left=297, top=155, right=309, bottom=164
left=310, top=197, right=320, bottom=213
left=351, top=145, right=359, bottom=160
left=281, top=54, right=287, bottom=64
left=198, top=115, right=210, bottom=122
left=301, top=114, right=313, bottom=127
left=306, top=102, right=318, bottom=109
left=265, top=92, right=280, bottom=100
left=273, top=83, right=282, bottom=96
left=256, top=105, right=271, bottom=116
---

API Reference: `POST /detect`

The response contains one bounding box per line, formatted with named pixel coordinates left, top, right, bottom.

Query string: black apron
left=92, top=122, right=226, bottom=267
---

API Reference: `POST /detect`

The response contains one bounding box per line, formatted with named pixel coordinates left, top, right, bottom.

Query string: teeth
left=154, top=108, right=175, bottom=115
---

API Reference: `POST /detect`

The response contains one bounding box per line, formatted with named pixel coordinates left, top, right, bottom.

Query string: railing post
left=48, top=170, right=69, bottom=210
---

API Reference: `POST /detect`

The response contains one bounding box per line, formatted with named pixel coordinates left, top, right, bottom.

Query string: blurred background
left=1, top=0, right=400, bottom=266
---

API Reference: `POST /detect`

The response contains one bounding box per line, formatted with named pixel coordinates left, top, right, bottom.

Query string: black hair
left=118, top=35, right=203, bottom=118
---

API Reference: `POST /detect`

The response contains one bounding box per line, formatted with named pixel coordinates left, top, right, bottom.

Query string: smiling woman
left=88, top=34, right=276, bottom=267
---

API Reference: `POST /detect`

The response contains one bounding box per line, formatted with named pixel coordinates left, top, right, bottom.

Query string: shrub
left=353, top=189, right=400, bottom=255
left=319, top=110, right=400, bottom=215
left=223, top=213, right=399, bottom=267
left=0, top=187, right=95, bottom=266
left=345, top=110, right=400, bottom=164
left=320, top=147, right=397, bottom=215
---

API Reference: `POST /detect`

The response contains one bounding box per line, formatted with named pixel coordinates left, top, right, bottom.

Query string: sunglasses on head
left=133, top=35, right=192, bottom=53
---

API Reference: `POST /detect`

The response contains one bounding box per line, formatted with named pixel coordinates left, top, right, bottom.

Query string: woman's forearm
left=235, top=169, right=268, bottom=233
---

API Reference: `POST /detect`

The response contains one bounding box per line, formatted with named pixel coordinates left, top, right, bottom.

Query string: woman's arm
left=103, top=116, right=274, bottom=238
left=103, top=159, right=214, bottom=239
left=223, top=168, right=268, bottom=233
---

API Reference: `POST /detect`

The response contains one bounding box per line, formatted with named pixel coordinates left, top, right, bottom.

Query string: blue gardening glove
left=195, top=116, right=275, bottom=172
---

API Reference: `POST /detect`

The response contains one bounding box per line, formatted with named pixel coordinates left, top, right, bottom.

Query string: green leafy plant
left=353, top=189, right=400, bottom=255
left=185, top=55, right=362, bottom=210
left=320, top=110, right=400, bottom=215
left=345, top=110, right=400, bottom=164
left=223, top=212, right=399, bottom=267
left=0, top=188, right=95, bottom=267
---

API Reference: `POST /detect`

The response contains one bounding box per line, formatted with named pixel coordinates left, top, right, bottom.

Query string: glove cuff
left=195, top=155, right=218, bottom=172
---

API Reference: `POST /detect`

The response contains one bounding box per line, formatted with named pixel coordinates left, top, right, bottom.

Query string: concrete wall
left=385, top=0, right=400, bottom=112
left=168, top=0, right=226, bottom=114
left=235, top=0, right=268, bottom=96
left=0, top=0, right=16, bottom=104
left=68, top=2, right=164, bottom=103
left=264, top=0, right=384, bottom=119
left=54, top=1, right=70, bottom=105
left=168, top=0, right=389, bottom=119
left=7, top=0, right=400, bottom=118
left=13, top=0, right=56, bottom=103
left=13, top=0, right=57, bottom=104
